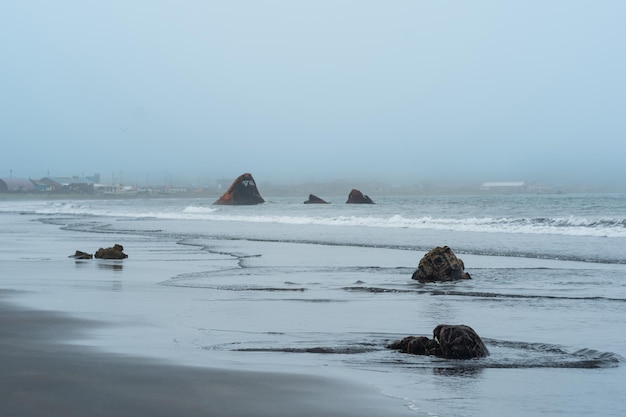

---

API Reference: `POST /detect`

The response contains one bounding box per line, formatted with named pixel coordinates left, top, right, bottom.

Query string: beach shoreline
left=0, top=291, right=415, bottom=417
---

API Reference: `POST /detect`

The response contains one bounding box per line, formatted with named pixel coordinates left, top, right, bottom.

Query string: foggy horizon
left=2, top=2, right=625, bottom=191
left=5, top=169, right=623, bottom=194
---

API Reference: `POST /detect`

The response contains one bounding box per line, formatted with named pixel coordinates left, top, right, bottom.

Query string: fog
left=1, top=1, right=625, bottom=189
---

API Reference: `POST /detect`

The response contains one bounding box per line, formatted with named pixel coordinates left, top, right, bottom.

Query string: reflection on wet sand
left=97, top=261, right=124, bottom=271
left=74, top=259, right=124, bottom=271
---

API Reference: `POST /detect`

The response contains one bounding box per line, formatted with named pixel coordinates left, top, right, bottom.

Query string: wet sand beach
left=0, top=292, right=413, bottom=417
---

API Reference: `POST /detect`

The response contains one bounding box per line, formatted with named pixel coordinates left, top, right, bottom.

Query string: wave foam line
left=8, top=202, right=626, bottom=238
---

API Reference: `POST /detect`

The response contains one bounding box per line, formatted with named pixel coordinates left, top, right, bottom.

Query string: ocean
left=1, top=192, right=625, bottom=416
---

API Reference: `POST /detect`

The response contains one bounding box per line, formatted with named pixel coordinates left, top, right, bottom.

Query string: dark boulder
left=214, top=173, right=265, bottom=205
left=411, top=246, right=471, bottom=283
left=69, top=250, right=93, bottom=259
left=304, top=194, right=329, bottom=204
left=346, top=189, right=374, bottom=204
left=94, top=244, right=128, bottom=259
left=433, top=324, right=490, bottom=359
left=387, top=324, right=489, bottom=359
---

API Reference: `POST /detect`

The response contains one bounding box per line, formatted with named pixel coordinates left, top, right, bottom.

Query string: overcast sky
left=1, top=1, right=624, bottom=187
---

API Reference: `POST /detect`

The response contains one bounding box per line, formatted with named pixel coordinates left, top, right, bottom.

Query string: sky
left=1, top=1, right=625, bottom=188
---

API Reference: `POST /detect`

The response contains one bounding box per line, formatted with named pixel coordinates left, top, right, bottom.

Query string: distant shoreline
left=0, top=187, right=622, bottom=202
left=0, top=191, right=220, bottom=201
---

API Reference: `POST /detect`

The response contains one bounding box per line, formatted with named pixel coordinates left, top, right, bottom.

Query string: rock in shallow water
left=304, top=194, right=329, bottom=204
left=411, top=246, right=471, bottom=283
left=387, top=324, right=489, bottom=359
left=346, top=189, right=374, bottom=204
left=94, top=244, right=128, bottom=259
left=214, top=173, right=265, bottom=205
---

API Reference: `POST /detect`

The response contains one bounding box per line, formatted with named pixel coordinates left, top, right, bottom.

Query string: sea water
left=1, top=193, right=625, bottom=416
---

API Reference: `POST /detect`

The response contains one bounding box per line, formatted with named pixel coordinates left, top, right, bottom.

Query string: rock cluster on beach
left=390, top=249, right=487, bottom=360
left=69, top=244, right=128, bottom=260
left=412, top=245, right=471, bottom=283
left=387, top=324, right=489, bottom=359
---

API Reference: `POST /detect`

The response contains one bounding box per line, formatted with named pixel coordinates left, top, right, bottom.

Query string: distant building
left=41, top=177, right=95, bottom=194
left=30, top=179, right=51, bottom=192
left=0, top=177, right=35, bottom=192
left=94, top=183, right=138, bottom=195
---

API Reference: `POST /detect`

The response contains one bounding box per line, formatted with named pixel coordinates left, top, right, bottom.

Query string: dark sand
left=0, top=291, right=413, bottom=417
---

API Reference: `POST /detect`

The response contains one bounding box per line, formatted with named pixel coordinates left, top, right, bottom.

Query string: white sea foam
left=1, top=197, right=624, bottom=238
left=172, top=212, right=626, bottom=238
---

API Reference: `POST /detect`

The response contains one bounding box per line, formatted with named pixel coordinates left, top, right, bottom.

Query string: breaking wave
left=3, top=201, right=220, bottom=219
left=6, top=200, right=625, bottom=238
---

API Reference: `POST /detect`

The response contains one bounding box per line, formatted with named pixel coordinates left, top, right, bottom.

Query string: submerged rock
left=387, top=324, right=489, bottom=359
left=214, top=173, right=265, bottom=205
left=411, top=246, right=471, bottom=283
left=346, top=189, right=374, bottom=204
left=94, top=244, right=128, bottom=259
left=304, top=194, right=329, bottom=204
